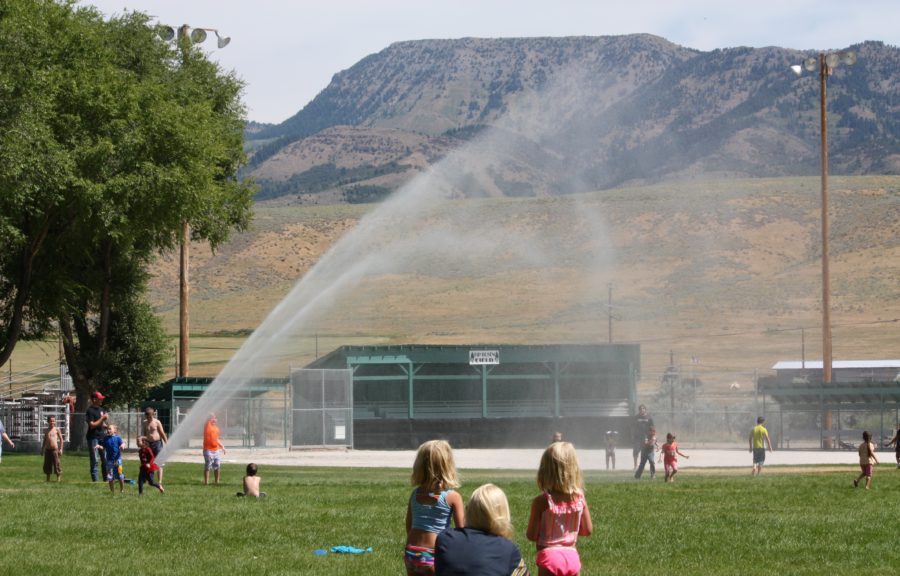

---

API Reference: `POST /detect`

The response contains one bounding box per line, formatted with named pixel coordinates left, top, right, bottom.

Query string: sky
left=82, top=0, right=900, bottom=125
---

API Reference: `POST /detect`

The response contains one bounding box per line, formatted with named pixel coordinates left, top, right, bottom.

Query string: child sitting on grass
left=236, top=463, right=266, bottom=498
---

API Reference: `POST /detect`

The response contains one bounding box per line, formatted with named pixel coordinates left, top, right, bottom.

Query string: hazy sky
left=82, top=0, right=899, bottom=125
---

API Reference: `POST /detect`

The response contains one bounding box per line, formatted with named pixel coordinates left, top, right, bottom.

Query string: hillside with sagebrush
left=148, top=176, right=900, bottom=388
left=245, top=35, right=900, bottom=204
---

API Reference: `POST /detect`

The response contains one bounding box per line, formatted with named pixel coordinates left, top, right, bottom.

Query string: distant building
left=304, top=343, right=640, bottom=449
left=759, top=360, right=900, bottom=450
left=770, top=360, right=900, bottom=386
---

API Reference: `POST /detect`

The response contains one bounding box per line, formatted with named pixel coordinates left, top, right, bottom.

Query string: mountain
left=244, top=35, right=900, bottom=204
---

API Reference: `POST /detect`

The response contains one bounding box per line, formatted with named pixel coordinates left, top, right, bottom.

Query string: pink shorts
left=665, top=461, right=678, bottom=474
left=536, top=547, right=581, bottom=576
left=861, top=463, right=873, bottom=477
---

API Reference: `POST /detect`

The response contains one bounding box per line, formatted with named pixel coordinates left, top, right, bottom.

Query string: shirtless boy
left=41, top=415, right=64, bottom=482
left=236, top=463, right=266, bottom=498
left=142, top=407, right=168, bottom=482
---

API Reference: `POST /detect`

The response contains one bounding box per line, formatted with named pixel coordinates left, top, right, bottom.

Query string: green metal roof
left=306, top=343, right=640, bottom=369
left=760, top=380, right=900, bottom=407
left=145, top=376, right=287, bottom=401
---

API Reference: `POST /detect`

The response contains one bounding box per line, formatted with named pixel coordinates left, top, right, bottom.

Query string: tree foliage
left=0, top=1, right=254, bottom=423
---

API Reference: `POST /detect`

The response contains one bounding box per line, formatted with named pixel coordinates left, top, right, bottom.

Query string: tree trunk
left=0, top=218, right=50, bottom=367
left=60, top=316, right=91, bottom=450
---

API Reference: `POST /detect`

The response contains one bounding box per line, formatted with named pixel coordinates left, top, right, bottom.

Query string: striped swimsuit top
left=410, top=488, right=453, bottom=533
left=537, top=491, right=585, bottom=548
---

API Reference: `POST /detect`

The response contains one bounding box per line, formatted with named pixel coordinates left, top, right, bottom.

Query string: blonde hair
left=537, top=441, right=584, bottom=496
left=410, top=439, right=460, bottom=490
left=466, top=483, right=513, bottom=538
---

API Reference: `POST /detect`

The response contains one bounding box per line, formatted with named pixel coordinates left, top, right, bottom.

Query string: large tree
left=0, top=0, right=254, bottom=439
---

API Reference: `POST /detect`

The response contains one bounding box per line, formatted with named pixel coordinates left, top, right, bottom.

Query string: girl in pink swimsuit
left=526, top=442, right=593, bottom=576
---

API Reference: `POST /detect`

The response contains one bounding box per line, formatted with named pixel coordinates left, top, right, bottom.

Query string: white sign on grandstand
left=469, top=350, right=500, bottom=365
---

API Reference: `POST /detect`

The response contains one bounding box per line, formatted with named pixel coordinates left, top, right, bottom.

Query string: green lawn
left=1, top=454, right=898, bottom=575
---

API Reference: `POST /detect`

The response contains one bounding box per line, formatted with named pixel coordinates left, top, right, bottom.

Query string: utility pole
left=607, top=283, right=613, bottom=343
left=801, top=327, right=806, bottom=369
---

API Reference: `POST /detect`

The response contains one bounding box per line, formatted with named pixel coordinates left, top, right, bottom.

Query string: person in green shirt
left=749, top=416, right=773, bottom=476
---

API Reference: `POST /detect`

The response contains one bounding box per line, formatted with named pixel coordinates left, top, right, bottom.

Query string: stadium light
left=157, top=23, right=231, bottom=377
left=791, top=50, right=856, bottom=449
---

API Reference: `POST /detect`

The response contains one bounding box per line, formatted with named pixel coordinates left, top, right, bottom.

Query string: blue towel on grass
left=330, top=546, right=373, bottom=554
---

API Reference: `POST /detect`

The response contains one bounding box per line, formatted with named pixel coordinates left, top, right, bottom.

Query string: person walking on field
left=658, top=432, right=689, bottom=483
left=634, top=426, right=658, bottom=480
left=749, top=416, right=773, bottom=476
left=854, top=431, right=879, bottom=490
left=85, top=391, right=109, bottom=481
left=142, top=407, right=168, bottom=482
left=631, top=404, right=654, bottom=470
left=884, top=425, right=900, bottom=468
left=136, top=436, right=165, bottom=496
left=0, top=416, right=14, bottom=463
left=203, top=413, right=226, bottom=485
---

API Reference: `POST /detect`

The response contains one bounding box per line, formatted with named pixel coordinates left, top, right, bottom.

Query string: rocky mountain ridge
left=245, top=35, right=900, bottom=204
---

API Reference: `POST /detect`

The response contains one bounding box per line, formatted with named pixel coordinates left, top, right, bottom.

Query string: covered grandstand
left=304, top=343, right=639, bottom=449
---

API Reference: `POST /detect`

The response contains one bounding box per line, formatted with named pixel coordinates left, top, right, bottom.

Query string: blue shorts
left=105, top=459, right=124, bottom=481
left=203, top=450, right=221, bottom=471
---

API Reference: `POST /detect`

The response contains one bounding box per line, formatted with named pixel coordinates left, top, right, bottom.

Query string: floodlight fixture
left=215, top=31, right=231, bottom=49
left=153, top=22, right=230, bottom=377
left=157, top=24, right=230, bottom=51
left=793, top=51, right=855, bottom=77
left=190, top=28, right=207, bottom=43
left=787, top=49, right=861, bottom=406
left=157, top=25, right=176, bottom=42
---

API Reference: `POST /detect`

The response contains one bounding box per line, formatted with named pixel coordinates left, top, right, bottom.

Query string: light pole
left=791, top=50, right=856, bottom=448
left=791, top=50, right=856, bottom=385
left=158, top=24, right=231, bottom=377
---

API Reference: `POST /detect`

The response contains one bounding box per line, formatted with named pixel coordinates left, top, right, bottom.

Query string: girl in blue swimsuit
left=404, top=440, right=465, bottom=575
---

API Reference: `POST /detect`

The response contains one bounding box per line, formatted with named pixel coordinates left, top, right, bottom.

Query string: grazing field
left=2, top=454, right=899, bottom=575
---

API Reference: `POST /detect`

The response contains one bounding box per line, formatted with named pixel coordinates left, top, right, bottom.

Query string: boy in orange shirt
left=203, top=413, right=226, bottom=485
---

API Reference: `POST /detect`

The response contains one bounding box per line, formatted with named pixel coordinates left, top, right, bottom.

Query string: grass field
left=2, top=454, right=899, bottom=575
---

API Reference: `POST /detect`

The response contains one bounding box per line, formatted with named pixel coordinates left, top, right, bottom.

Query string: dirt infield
left=165, top=447, right=874, bottom=471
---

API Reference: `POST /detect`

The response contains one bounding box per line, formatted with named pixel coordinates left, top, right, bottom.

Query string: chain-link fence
left=170, top=392, right=291, bottom=449
left=291, top=368, right=353, bottom=448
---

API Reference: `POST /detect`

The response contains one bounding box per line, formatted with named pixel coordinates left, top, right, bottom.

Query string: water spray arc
left=156, top=63, right=631, bottom=463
